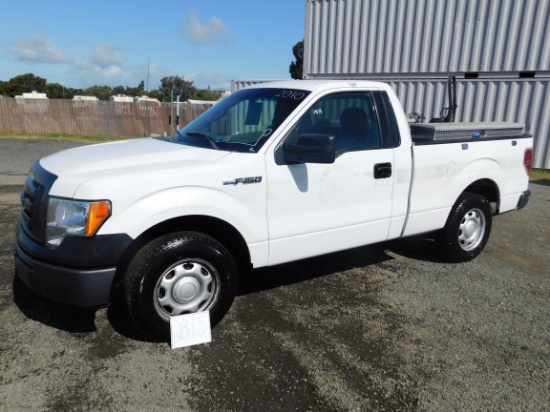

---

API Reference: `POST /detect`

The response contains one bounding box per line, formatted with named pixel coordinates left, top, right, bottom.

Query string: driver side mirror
left=282, top=133, right=336, bottom=164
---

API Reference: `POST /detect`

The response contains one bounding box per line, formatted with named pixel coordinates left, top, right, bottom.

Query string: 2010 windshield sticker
left=275, top=90, right=306, bottom=100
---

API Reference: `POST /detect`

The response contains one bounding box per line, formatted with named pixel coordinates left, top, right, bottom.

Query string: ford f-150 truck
left=14, top=80, right=533, bottom=340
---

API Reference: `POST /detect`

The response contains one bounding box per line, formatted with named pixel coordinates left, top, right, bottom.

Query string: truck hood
left=40, top=138, right=230, bottom=197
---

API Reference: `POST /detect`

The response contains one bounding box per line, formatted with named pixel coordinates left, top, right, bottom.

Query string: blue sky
left=0, top=0, right=305, bottom=91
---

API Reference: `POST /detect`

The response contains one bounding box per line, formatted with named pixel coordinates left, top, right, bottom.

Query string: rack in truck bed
left=410, top=122, right=527, bottom=144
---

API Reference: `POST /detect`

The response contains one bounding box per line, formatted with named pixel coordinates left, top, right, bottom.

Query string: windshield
left=156, top=87, right=310, bottom=153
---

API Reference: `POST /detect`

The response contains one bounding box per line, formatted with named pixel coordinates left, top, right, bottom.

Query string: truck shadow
left=530, top=179, right=550, bottom=186
left=12, top=274, right=147, bottom=341
left=13, top=236, right=443, bottom=341
left=238, top=243, right=391, bottom=295
left=385, top=235, right=447, bottom=263
left=12, top=274, right=97, bottom=333
left=238, top=235, right=444, bottom=296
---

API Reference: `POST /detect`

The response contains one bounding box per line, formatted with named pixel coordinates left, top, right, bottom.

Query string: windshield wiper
left=186, top=131, right=219, bottom=150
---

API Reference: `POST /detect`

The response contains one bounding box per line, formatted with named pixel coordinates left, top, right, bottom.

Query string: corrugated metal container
left=302, top=0, right=550, bottom=168
left=387, top=78, right=549, bottom=169
left=304, top=0, right=550, bottom=76
left=231, top=80, right=286, bottom=93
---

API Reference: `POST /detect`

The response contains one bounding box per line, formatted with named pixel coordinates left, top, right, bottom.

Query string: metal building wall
left=231, top=80, right=287, bottom=93
left=303, top=0, right=550, bottom=168
left=387, top=78, right=550, bottom=169
left=304, top=0, right=550, bottom=76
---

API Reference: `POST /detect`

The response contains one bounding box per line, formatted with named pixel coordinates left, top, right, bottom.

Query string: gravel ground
left=0, top=137, right=548, bottom=411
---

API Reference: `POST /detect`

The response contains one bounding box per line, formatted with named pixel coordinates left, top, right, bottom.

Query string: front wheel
left=124, top=231, right=238, bottom=341
left=437, top=192, right=493, bottom=263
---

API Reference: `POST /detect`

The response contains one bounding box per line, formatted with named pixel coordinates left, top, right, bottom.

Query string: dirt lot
left=0, top=138, right=549, bottom=412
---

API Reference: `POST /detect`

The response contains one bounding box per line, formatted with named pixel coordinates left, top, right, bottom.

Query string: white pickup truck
left=15, top=80, right=533, bottom=340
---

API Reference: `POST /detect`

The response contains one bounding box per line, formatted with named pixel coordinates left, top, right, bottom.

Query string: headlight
left=46, top=198, right=111, bottom=246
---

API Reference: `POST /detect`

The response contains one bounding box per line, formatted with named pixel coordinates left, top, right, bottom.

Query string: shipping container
left=304, top=0, right=550, bottom=77
left=303, top=0, right=550, bottom=168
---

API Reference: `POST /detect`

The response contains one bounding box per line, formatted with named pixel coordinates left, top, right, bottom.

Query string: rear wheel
left=437, top=192, right=492, bottom=262
left=124, top=231, right=237, bottom=341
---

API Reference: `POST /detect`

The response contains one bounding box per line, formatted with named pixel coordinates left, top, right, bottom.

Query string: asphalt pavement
left=0, top=137, right=549, bottom=411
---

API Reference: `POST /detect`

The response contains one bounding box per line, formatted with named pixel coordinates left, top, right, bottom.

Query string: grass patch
left=0, top=133, right=135, bottom=143
left=530, top=168, right=550, bottom=181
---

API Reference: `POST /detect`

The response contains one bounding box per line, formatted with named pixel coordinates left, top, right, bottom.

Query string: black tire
left=124, top=231, right=238, bottom=341
left=437, top=192, right=493, bottom=263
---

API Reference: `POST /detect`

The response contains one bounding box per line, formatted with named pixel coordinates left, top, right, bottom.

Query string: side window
left=373, top=91, right=401, bottom=148
left=284, top=92, right=381, bottom=155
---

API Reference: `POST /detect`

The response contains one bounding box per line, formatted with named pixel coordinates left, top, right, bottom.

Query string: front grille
left=19, top=161, right=58, bottom=244
left=21, top=175, right=44, bottom=234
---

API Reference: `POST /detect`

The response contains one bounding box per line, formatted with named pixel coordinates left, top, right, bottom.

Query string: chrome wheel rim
left=154, top=259, right=220, bottom=321
left=458, top=208, right=486, bottom=251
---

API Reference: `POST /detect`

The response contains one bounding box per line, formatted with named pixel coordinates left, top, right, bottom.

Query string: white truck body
left=15, top=80, right=533, bottom=339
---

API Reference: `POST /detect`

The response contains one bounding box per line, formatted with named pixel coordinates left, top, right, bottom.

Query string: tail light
left=523, top=149, right=533, bottom=175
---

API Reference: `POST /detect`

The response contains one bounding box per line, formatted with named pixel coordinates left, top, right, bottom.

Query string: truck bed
left=402, top=134, right=532, bottom=237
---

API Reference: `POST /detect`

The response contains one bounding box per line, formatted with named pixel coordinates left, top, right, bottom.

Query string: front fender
left=98, top=185, right=268, bottom=249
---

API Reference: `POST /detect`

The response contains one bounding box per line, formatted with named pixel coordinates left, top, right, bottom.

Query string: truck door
left=265, top=90, right=405, bottom=266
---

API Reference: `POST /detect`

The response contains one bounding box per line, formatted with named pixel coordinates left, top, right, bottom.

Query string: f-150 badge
left=223, top=176, right=262, bottom=185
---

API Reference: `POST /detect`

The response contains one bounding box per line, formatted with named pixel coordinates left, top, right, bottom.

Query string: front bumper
left=14, top=219, right=132, bottom=308
left=14, top=240, right=116, bottom=307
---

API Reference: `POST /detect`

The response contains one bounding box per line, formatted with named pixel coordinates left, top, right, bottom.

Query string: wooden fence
left=0, top=97, right=212, bottom=137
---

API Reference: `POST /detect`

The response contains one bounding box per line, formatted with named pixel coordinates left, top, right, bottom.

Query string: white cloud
left=75, top=63, right=132, bottom=87
left=72, top=43, right=127, bottom=85
left=75, top=61, right=169, bottom=89
left=7, top=34, right=125, bottom=77
left=182, top=10, right=235, bottom=45
left=91, top=43, right=125, bottom=68
left=5, top=33, right=235, bottom=90
left=8, top=33, right=69, bottom=64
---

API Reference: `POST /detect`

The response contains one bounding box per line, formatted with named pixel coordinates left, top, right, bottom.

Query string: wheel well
left=111, top=215, right=252, bottom=293
left=463, top=179, right=500, bottom=213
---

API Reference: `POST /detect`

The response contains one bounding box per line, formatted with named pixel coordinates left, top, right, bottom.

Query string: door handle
left=374, top=162, right=392, bottom=179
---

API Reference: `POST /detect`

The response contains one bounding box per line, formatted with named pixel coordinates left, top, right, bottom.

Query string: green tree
left=126, top=80, right=146, bottom=97
left=158, top=76, right=196, bottom=102
left=83, top=85, right=112, bottom=101
left=112, top=85, right=126, bottom=95
left=4, top=73, right=47, bottom=97
left=147, top=89, right=162, bottom=100
left=64, top=87, right=82, bottom=99
left=192, top=88, right=220, bottom=101
left=44, top=82, right=65, bottom=99
left=0, top=80, right=6, bottom=96
left=289, top=40, right=304, bottom=80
